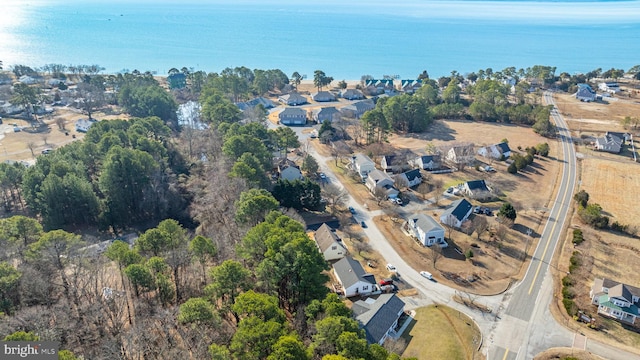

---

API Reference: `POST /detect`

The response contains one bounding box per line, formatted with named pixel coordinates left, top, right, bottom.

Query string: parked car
left=473, top=206, right=482, bottom=214
left=360, top=221, right=367, bottom=228
left=41, top=149, right=52, bottom=154
left=379, top=278, right=394, bottom=286
left=420, top=271, right=433, bottom=280
left=386, top=264, right=397, bottom=272
left=483, top=208, right=493, bottom=216
left=446, top=187, right=453, bottom=194
left=484, top=166, right=496, bottom=172
left=319, top=172, right=326, bottom=180
left=348, top=206, right=356, bottom=214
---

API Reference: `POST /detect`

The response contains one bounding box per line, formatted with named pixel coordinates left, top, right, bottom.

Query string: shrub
left=572, top=229, right=584, bottom=245
left=536, top=142, right=550, bottom=157
left=562, top=286, right=575, bottom=299
left=507, top=162, right=518, bottom=174
left=563, top=298, right=578, bottom=316
left=465, top=249, right=474, bottom=259
left=562, top=276, right=574, bottom=287
left=573, top=190, right=589, bottom=208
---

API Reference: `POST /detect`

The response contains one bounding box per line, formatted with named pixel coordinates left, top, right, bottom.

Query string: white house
left=351, top=154, right=376, bottom=179
left=590, top=278, right=640, bottom=324
left=395, top=169, right=422, bottom=188
left=409, top=154, right=440, bottom=170
left=75, top=118, right=94, bottom=133
left=477, top=142, right=511, bottom=160
left=445, top=144, right=475, bottom=169
left=463, top=180, right=492, bottom=200
left=405, top=213, right=446, bottom=247
left=440, top=198, right=473, bottom=228
left=276, top=158, right=303, bottom=181
left=352, top=294, right=406, bottom=345
left=598, top=82, right=621, bottom=94
left=314, top=223, right=347, bottom=261
left=341, top=88, right=365, bottom=100
left=594, top=132, right=629, bottom=153
left=333, top=256, right=377, bottom=298
left=366, top=170, right=399, bottom=199
left=312, top=107, right=341, bottom=123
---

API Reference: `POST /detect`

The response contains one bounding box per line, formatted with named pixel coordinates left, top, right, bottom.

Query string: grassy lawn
left=402, top=305, right=481, bottom=360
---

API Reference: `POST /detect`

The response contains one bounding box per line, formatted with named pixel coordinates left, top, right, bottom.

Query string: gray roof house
left=381, top=154, right=406, bottom=173
left=395, top=169, right=422, bottom=188
left=366, top=170, right=399, bottom=199
left=590, top=278, right=640, bottom=324
left=236, top=97, right=276, bottom=111
left=341, top=100, right=375, bottom=119
left=333, top=256, right=377, bottom=298
left=276, top=158, right=303, bottom=181
left=398, top=79, right=422, bottom=94
left=278, top=107, right=307, bottom=125
left=463, top=180, right=492, bottom=200
left=409, top=154, right=440, bottom=171
left=278, top=92, right=307, bottom=106
left=594, top=132, right=626, bottom=153
left=440, top=198, right=473, bottom=228
left=312, top=107, right=341, bottom=123
left=351, top=154, right=376, bottom=178
left=352, top=294, right=406, bottom=345
left=445, top=144, right=475, bottom=169
left=405, top=213, right=446, bottom=247
left=341, top=88, right=365, bottom=100
left=314, top=223, right=347, bottom=261
left=311, top=91, right=337, bottom=102
left=576, top=84, right=596, bottom=102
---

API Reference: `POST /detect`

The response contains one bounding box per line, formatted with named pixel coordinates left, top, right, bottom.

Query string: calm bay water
left=1, top=0, right=639, bottom=79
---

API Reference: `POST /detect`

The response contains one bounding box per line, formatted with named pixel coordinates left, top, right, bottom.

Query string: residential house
left=440, top=198, right=473, bottom=228
left=366, top=170, right=399, bottom=199
left=463, top=180, right=493, bottom=200
left=364, top=79, right=395, bottom=95
left=75, top=118, right=95, bottom=133
left=445, top=144, right=475, bottom=169
left=395, top=169, right=422, bottom=188
left=598, top=82, right=621, bottom=94
left=405, top=213, right=446, bottom=247
left=594, top=132, right=625, bottom=153
left=167, top=73, right=187, bottom=89
left=380, top=154, right=406, bottom=173
left=312, top=107, right=341, bottom=123
left=576, top=83, right=596, bottom=102
left=311, top=91, right=336, bottom=102
left=276, top=158, right=303, bottom=181
left=236, top=97, right=276, bottom=111
left=590, top=278, right=640, bottom=324
left=351, top=154, right=376, bottom=179
left=333, top=256, right=377, bottom=298
left=278, top=92, right=307, bottom=106
left=341, top=100, right=375, bottom=119
left=330, top=140, right=353, bottom=157
left=398, top=80, right=422, bottom=94
left=477, top=142, right=511, bottom=160
left=278, top=107, right=307, bottom=125
left=341, top=88, right=365, bottom=100
left=314, top=223, right=347, bottom=261
left=352, top=294, right=406, bottom=345
left=409, top=154, right=440, bottom=171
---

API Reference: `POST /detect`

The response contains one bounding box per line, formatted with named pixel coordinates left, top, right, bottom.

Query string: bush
left=562, top=276, right=574, bottom=287
left=465, top=249, right=474, bottom=259
left=562, top=286, right=575, bottom=299
left=507, top=162, right=518, bottom=174
left=573, top=190, right=589, bottom=208
left=572, top=229, right=584, bottom=245
left=563, top=298, right=578, bottom=316
left=536, top=142, right=550, bottom=157
left=610, top=221, right=628, bottom=233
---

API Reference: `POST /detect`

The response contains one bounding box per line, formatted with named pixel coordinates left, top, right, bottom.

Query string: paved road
left=271, top=102, right=640, bottom=360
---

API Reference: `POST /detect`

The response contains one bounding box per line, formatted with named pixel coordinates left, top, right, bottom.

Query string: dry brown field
left=534, top=347, right=602, bottom=360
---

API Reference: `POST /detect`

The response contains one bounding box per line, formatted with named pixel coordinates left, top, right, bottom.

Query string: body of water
left=1, top=0, right=639, bottom=79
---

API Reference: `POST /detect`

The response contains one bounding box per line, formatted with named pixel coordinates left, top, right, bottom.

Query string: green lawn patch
left=402, top=305, right=481, bottom=360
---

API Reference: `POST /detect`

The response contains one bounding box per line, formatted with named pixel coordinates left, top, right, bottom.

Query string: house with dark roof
left=236, top=97, right=276, bottom=111
left=398, top=80, right=422, bottom=94
left=440, top=198, right=473, bottom=228
left=278, top=107, right=307, bottom=125
left=477, top=142, right=511, bottom=160
left=395, top=169, right=422, bottom=188
left=364, top=79, right=395, bottom=95
left=278, top=92, right=307, bottom=106
left=167, top=73, right=186, bottom=89
left=333, top=256, right=377, bottom=298
left=590, top=278, right=640, bottom=324
left=594, top=132, right=629, bottom=153
left=341, top=100, right=375, bottom=119
left=352, top=294, right=406, bottom=345
left=405, top=213, right=446, bottom=247
left=381, top=154, right=407, bottom=173
left=312, top=107, right=341, bottom=123
left=409, top=154, right=440, bottom=171
left=576, top=83, right=596, bottom=102
left=366, top=170, right=399, bottom=199
left=463, top=180, right=492, bottom=200
left=314, top=223, right=347, bottom=261
left=341, top=88, right=365, bottom=100
left=311, top=91, right=336, bottom=102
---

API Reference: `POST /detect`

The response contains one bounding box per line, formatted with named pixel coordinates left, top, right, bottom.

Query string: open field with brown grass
left=533, top=347, right=602, bottom=360
left=402, top=305, right=482, bottom=360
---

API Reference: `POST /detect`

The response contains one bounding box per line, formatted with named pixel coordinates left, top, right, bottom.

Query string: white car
left=386, top=264, right=397, bottom=272
left=420, top=271, right=433, bottom=280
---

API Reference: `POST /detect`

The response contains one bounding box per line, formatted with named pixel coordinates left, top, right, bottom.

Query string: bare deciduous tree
left=26, top=141, right=36, bottom=157
left=427, top=244, right=443, bottom=268
left=472, top=215, right=489, bottom=240
left=322, top=184, right=348, bottom=212
left=55, top=117, right=66, bottom=130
